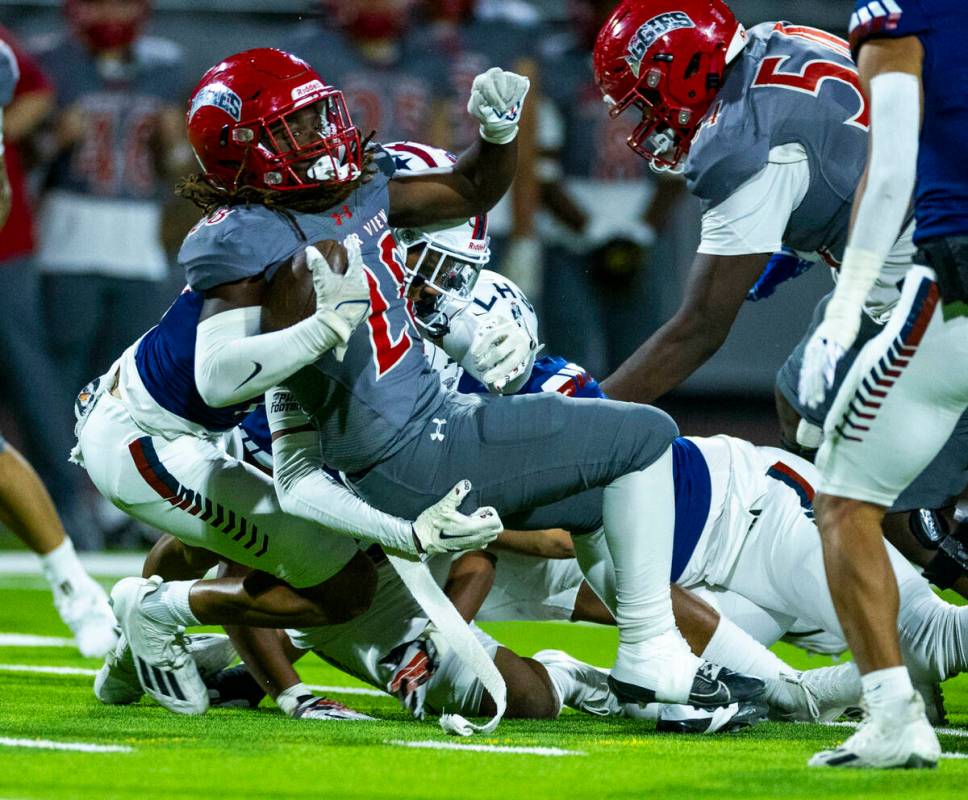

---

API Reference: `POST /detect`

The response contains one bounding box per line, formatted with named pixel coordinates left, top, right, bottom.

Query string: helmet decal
left=625, top=12, right=695, bottom=77
left=188, top=83, right=242, bottom=123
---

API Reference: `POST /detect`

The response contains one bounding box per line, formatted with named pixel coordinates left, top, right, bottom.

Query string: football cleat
left=206, top=664, right=267, bottom=709
left=110, top=576, right=209, bottom=715
left=809, top=694, right=941, bottom=768
left=53, top=574, right=118, bottom=659
left=609, top=634, right=765, bottom=708
left=914, top=680, right=948, bottom=727
left=292, top=695, right=375, bottom=721
left=771, top=663, right=861, bottom=722
left=95, top=630, right=238, bottom=705
left=655, top=701, right=769, bottom=735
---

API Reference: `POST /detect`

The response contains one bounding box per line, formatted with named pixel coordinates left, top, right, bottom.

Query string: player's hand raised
left=467, top=67, right=530, bottom=145
left=412, top=480, right=502, bottom=556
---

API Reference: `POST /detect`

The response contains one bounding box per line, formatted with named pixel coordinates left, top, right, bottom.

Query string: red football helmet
left=186, top=49, right=362, bottom=193
left=593, top=0, right=745, bottom=171
left=64, top=0, right=150, bottom=52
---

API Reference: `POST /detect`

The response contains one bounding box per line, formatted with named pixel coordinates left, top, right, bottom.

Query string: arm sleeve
left=697, top=145, right=810, bottom=256
left=194, top=307, right=345, bottom=408
left=834, top=71, right=921, bottom=309
left=266, top=388, right=418, bottom=554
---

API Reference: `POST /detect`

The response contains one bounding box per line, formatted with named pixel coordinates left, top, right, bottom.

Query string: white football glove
left=466, top=67, right=531, bottom=145
left=412, top=479, right=502, bottom=556
left=471, top=314, right=538, bottom=394
left=307, top=235, right=372, bottom=360
left=798, top=303, right=862, bottom=410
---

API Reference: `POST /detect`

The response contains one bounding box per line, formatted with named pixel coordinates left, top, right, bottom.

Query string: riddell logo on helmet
left=291, top=80, right=325, bottom=101
left=625, top=11, right=695, bottom=77
left=189, top=82, right=242, bottom=122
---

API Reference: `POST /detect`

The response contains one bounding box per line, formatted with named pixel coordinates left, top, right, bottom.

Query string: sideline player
left=0, top=28, right=115, bottom=659
left=792, top=0, right=968, bottom=768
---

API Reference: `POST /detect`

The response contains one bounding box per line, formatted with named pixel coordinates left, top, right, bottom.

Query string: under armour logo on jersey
left=430, top=418, right=447, bottom=442
left=331, top=204, right=353, bottom=225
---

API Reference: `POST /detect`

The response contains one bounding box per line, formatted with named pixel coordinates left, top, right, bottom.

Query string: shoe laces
left=782, top=672, right=820, bottom=721
left=696, top=662, right=723, bottom=684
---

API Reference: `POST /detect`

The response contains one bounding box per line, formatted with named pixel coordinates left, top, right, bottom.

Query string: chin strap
left=386, top=553, right=507, bottom=736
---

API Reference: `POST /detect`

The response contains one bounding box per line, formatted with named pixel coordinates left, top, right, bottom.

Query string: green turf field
left=2, top=570, right=968, bottom=800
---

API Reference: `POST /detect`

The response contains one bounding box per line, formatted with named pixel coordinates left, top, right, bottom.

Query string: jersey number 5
left=752, top=24, right=870, bottom=131
left=364, top=231, right=413, bottom=379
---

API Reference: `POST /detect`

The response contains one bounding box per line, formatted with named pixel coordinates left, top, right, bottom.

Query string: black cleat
left=656, top=701, right=769, bottom=735
left=609, top=662, right=766, bottom=709
left=204, top=664, right=267, bottom=709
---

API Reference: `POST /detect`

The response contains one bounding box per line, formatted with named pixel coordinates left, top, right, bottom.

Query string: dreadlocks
left=176, top=149, right=377, bottom=218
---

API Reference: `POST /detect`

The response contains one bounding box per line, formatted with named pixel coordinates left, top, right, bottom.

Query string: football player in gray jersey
left=593, top=1, right=968, bottom=578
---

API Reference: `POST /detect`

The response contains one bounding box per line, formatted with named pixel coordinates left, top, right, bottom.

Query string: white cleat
left=110, top=576, right=209, bottom=715
left=772, top=663, right=862, bottom=722
left=53, top=574, right=118, bottom=658
left=809, top=694, right=941, bottom=768
left=95, top=629, right=237, bottom=706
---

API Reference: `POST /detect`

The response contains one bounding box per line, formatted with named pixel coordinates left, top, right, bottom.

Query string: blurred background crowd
left=0, top=0, right=853, bottom=549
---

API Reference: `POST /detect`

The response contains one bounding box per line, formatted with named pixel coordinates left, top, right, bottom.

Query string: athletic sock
left=40, top=538, right=86, bottom=593
left=532, top=650, right=616, bottom=717
left=601, top=447, right=677, bottom=644
left=862, top=666, right=914, bottom=717
left=702, top=615, right=796, bottom=682
left=276, top=682, right=313, bottom=716
left=141, top=579, right=201, bottom=628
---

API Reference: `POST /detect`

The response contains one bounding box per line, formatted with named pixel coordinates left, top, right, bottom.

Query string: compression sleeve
left=833, top=72, right=921, bottom=314
left=194, top=307, right=346, bottom=408
left=266, top=387, right=417, bottom=554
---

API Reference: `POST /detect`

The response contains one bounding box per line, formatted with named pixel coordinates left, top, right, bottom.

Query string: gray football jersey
left=686, top=22, right=871, bottom=263
left=0, top=36, right=18, bottom=106
left=282, top=23, right=449, bottom=145
left=180, top=151, right=447, bottom=473
left=33, top=33, right=185, bottom=201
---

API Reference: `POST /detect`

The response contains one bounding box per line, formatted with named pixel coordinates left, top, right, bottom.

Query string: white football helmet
left=385, top=141, right=491, bottom=337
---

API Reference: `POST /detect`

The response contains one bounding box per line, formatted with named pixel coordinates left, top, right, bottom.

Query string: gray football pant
left=348, top=391, right=676, bottom=530
left=776, top=290, right=968, bottom=512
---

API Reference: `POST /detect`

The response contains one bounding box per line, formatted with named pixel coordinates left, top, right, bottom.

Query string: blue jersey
left=134, top=289, right=255, bottom=432
left=239, top=352, right=709, bottom=581
left=850, top=0, right=968, bottom=242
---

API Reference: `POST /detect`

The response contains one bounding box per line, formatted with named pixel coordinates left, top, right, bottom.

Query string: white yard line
left=0, top=552, right=146, bottom=577
left=821, top=720, right=968, bottom=739
left=386, top=740, right=585, bottom=757
left=0, top=663, right=97, bottom=677
left=305, top=683, right=385, bottom=698
left=0, top=737, right=132, bottom=753
left=0, top=633, right=76, bottom=648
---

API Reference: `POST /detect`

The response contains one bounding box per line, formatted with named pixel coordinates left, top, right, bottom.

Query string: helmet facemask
left=608, top=64, right=697, bottom=174
left=252, top=91, right=361, bottom=190
left=398, top=229, right=489, bottom=339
